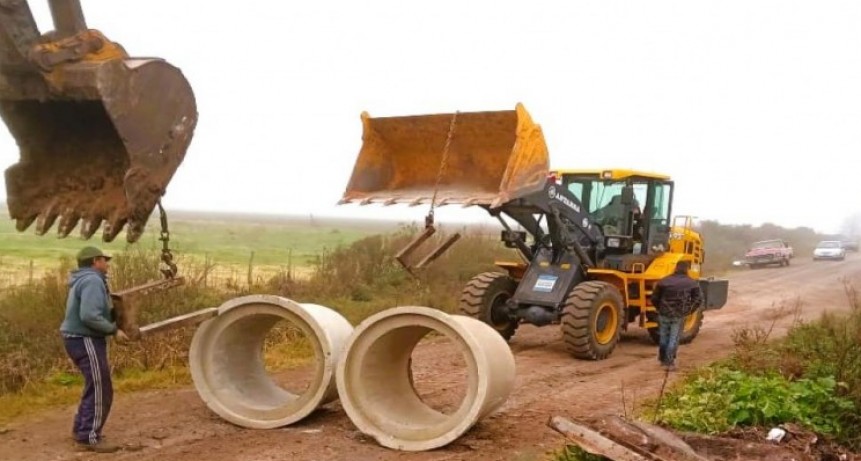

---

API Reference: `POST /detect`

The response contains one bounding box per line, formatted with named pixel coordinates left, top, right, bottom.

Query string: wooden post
left=247, top=251, right=255, bottom=287
left=204, top=253, right=210, bottom=288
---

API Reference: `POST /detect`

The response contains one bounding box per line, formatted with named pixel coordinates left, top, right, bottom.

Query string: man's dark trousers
left=657, top=314, right=683, bottom=366
left=63, top=336, right=113, bottom=445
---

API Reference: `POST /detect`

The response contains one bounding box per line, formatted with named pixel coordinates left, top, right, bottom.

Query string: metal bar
left=414, top=233, right=461, bottom=269
left=0, top=0, right=42, bottom=65
left=47, top=0, right=87, bottom=38
left=395, top=226, right=435, bottom=261
left=112, top=277, right=184, bottom=297
left=110, top=278, right=185, bottom=339
left=395, top=226, right=436, bottom=272
left=497, top=215, right=533, bottom=261
left=138, top=307, right=218, bottom=338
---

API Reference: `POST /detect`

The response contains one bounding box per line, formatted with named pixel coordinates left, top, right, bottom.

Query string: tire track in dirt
left=2, top=255, right=860, bottom=461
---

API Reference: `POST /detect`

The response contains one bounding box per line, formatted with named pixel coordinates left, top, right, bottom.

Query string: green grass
left=0, top=210, right=394, bottom=285
left=646, top=287, right=861, bottom=450
left=0, top=367, right=191, bottom=424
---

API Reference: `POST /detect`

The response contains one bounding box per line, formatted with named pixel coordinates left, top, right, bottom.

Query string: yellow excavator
left=341, top=103, right=728, bottom=360
left=0, top=0, right=196, bottom=244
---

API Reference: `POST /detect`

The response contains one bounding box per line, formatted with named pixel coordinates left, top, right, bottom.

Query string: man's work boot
left=76, top=439, right=121, bottom=453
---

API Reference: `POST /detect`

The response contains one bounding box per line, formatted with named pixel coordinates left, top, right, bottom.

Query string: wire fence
left=0, top=252, right=312, bottom=291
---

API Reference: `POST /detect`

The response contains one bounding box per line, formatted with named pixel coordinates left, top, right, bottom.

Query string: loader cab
left=557, top=169, right=674, bottom=257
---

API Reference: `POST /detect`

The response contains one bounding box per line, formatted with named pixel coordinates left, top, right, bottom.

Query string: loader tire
left=459, top=272, right=519, bottom=341
left=561, top=281, right=624, bottom=360
left=647, top=309, right=704, bottom=345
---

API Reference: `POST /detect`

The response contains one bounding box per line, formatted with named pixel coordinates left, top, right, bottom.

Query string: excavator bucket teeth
left=1, top=58, right=197, bottom=243
left=341, top=103, right=550, bottom=209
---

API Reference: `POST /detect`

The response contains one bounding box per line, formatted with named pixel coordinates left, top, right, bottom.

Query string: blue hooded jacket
left=60, top=268, right=117, bottom=337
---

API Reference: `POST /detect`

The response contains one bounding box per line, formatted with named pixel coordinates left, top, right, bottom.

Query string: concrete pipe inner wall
left=190, top=295, right=353, bottom=429
left=337, top=306, right=516, bottom=451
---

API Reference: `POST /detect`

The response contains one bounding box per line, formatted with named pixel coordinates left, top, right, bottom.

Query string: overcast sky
left=2, top=1, right=860, bottom=234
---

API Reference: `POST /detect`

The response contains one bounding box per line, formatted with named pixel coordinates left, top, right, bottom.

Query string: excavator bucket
left=340, top=103, right=550, bottom=209
left=0, top=1, right=196, bottom=242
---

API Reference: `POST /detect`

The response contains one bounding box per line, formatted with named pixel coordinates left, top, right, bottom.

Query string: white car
left=813, top=241, right=846, bottom=261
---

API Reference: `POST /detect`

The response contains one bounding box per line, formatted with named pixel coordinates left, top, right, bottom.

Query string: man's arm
left=79, top=278, right=118, bottom=335
left=690, top=282, right=704, bottom=309
left=650, top=281, right=663, bottom=308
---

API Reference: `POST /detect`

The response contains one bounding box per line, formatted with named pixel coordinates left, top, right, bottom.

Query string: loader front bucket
left=1, top=57, right=197, bottom=243
left=340, top=103, right=550, bottom=209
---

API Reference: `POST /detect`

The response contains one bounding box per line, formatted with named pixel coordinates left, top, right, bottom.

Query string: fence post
left=204, top=253, right=210, bottom=288
left=247, top=251, right=255, bottom=287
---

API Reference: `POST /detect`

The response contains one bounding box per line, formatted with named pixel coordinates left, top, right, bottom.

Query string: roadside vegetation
left=651, top=288, right=861, bottom=450
left=0, top=223, right=512, bottom=422
left=0, top=214, right=841, bottom=430
left=550, top=289, right=861, bottom=460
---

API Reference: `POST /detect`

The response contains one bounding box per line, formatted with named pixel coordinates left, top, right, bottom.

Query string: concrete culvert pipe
left=189, top=295, right=353, bottom=429
left=337, top=306, right=516, bottom=451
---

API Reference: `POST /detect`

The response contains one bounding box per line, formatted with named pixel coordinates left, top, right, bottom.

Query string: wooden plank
left=548, top=416, right=651, bottom=461
left=138, top=307, right=218, bottom=337
left=628, top=421, right=709, bottom=461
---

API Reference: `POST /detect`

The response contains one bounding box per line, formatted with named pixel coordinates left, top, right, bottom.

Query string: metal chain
left=156, top=199, right=177, bottom=279
left=427, top=111, right=458, bottom=228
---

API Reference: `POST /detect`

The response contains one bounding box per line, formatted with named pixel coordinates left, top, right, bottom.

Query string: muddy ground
left=2, top=254, right=859, bottom=461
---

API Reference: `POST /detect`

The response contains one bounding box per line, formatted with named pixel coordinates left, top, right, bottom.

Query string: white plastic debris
left=766, top=427, right=787, bottom=443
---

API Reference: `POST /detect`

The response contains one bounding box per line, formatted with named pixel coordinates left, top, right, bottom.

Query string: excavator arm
left=0, top=0, right=196, bottom=242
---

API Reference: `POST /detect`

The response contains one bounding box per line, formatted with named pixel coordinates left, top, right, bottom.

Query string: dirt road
left=3, top=254, right=860, bottom=461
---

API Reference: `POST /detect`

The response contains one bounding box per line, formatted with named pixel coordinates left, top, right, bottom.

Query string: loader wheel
left=561, top=281, right=624, bottom=360
left=459, top=272, right=519, bottom=341
left=680, top=309, right=704, bottom=344
left=647, top=309, right=704, bottom=345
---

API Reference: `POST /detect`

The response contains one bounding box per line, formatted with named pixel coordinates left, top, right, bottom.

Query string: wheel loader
left=0, top=0, right=196, bottom=243
left=341, top=103, right=729, bottom=360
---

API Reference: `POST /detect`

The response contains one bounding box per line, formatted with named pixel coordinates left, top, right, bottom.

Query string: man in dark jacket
left=650, top=260, right=703, bottom=370
left=60, top=246, right=127, bottom=452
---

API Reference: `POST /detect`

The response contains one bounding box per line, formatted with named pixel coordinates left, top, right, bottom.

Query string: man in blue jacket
left=60, top=246, right=128, bottom=453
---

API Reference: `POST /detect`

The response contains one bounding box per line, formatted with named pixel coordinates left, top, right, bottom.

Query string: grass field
left=0, top=208, right=402, bottom=286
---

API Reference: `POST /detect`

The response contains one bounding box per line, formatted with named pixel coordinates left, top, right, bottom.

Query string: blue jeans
left=657, top=315, right=683, bottom=366
left=63, top=336, right=113, bottom=445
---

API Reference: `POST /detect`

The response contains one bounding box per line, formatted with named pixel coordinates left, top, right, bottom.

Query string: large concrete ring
left=189, top=295, right=353, bottom=429
left=336, top=306, right=516, bottom=451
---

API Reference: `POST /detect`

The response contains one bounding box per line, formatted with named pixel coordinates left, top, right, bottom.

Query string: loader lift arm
left=483, top=178, right=611, bottom=325
left=490, top=179, right=606, bottom=272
